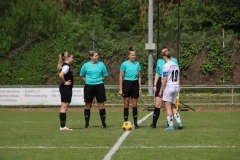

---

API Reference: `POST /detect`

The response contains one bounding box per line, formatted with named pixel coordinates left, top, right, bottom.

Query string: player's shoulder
left=134, top=60, right=140, bottom=64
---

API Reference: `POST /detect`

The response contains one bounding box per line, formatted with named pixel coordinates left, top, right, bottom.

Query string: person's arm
left=178, top=74, right=180, bottom=92
left=153, top=73, right=159, bottom=91
left=159, top=76, right=167, bottom=97
left=81, top=77, right=86, bottom=82
left=80, top=65, right=86, bottom=82
left=59, top=72, right=66, bottom=84
left=119, top=71, right=124, bottom=95
left=59, top=65, right=71, bottom=85
left=138, top=71, right=142, bottom=94
left=102, top=63, right=108, bottom=81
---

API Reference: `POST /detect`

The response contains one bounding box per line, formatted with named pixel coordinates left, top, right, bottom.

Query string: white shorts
left=162, top=85, right=179, bottom=104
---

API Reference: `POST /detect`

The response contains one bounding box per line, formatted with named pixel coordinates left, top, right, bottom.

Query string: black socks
left=59, top=112, right=66, bottom=128
left=152, top=107, right=160, bottom=126
left=99, top=108, right=106, bottom=125
left=84, top=109, right=90, bottom=125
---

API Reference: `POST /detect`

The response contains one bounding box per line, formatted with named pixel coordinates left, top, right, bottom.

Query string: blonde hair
left=57, top=51, right=72, bottom=72
left=162, top=50, right=171, bottom=59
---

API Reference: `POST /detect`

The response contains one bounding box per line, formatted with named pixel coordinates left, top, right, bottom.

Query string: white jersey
left=162, top=61, right=180, bottom=103
left=162, top=61, right=179, bottom=86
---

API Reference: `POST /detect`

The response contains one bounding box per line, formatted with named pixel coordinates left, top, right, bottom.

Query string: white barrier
left=0, top=88, right=84, bottom=106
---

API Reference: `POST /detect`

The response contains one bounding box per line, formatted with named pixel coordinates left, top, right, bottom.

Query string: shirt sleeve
left=80, top=64, right=86, bottom=76
left=162, top=65, right=168, bottom=77
left=102, top=63, right=109, bottom=77
left=120, top=63, right=125, bottom=72
left=61, top=65, right=69, bottom=74
left=137, top=62, right=141, bottom=71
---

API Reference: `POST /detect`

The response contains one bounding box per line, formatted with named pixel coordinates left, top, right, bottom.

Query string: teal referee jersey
left=80, top=61, right=108, bottom=85
left=120, top=61, right=141, bottom=81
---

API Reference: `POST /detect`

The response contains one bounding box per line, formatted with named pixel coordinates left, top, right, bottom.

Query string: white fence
left=0, top=85, right=239, bottom=107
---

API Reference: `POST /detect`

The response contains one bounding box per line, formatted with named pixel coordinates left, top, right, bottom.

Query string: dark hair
left=162, top=50, right=171, bottom=58
left=161, top=45, right=169, bottom=51
left=127, top=46, right=134, bottom=55
left=89, top=50, right=98, bottom=57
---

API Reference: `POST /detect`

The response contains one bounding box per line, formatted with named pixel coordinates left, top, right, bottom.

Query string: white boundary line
left=103, top=112, right=153, bottom=160
left=0, top=145, right=236, bottom=149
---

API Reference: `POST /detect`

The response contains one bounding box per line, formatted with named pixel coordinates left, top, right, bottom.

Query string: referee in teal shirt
left=119, top=47, right=142, bottom=129
left=80, top=50, right=108, bottom=128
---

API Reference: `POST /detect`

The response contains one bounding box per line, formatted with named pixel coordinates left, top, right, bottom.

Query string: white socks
left=174, top=113, right=181, bottom=123
left=167, top=116, right=173, bottom=127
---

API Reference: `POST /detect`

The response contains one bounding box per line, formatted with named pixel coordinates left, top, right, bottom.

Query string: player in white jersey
left=159, top=50, right=183, bottom=130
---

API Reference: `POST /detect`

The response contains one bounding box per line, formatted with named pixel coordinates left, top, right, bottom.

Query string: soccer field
left=0, top=107, right=239, bottom=160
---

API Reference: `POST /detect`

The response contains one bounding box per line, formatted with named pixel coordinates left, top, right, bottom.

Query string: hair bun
left=128, top=46, right=133, bottom=51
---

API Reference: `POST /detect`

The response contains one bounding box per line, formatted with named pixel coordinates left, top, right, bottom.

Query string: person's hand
left=139, top=89, right=142, bottom=95
left=119, top=90, right=123, bottom=97
left=158, top=90, right=163, bottom=98
left=153, top=86, right=156, bottom=92
left=64, top=80, right=71, bottom=85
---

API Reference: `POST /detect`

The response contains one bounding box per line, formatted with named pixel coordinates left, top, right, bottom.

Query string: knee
left=85, top=103, right=92, bottom=109
left=98, top=103, right=105, bottom=109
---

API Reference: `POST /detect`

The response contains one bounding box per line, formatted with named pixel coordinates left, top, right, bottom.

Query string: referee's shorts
left=84, top=83, right=106, bottom=103
left=155, top=77, right=162, bottom=97
left=122, top=80, right=139, bottom=98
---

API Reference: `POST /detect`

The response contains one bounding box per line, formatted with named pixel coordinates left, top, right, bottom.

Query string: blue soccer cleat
left=165, top=126, right=174, bottom=130
left=178, top=122, right=183, bottom=129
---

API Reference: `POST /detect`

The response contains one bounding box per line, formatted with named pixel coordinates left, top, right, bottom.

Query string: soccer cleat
left=178, top=122, right=183, bottom=129
left=85, top=124, right=89, bottom=128
left=60, top=126, right=72, bottom=131
left=149, top=124, right=156, bottom=129
left=166, top=121, right=169, bottom=127
left=165, top=126, right=174, bottom=130
left=133, top=123, right=139, bottom=129
left=102, top=123, right=107, bottom=128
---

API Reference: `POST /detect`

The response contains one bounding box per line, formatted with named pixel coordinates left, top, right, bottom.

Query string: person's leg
left=132, top=98, right=139, bottom=129
left=150, top=79, right=162, bottom=128
left=84, top=103, right=92, bottom=128
left=95, top=84, right=107, bottom=128
left=59, top=102, right=69, bottom=129
left=172, top=104, right=183, bottom=129
left=123, top=97, right=130, bottom=121
left=83, top=84, right=94, bottom=128
left=59, top=87, right=72, bottom=131
left=59, top=103, right=72, bottom=130
left=171, top=87, right=183, bottom=129
left=98, top=102, right=106, bottom=128
left=150, top=96, right=162, bottom=128
left=165, top=101, right=174, bottom=130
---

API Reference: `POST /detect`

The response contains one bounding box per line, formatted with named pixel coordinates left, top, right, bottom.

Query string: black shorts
left=122, top=80, right=139, bottom=98
left=59, top=87, right=72, bottom=103
left=84, top=84, right=106, bottom=103
left=155, top=77, right=162, bottom=97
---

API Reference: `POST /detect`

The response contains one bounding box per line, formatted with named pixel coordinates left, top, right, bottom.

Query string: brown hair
left=162, top=50, right=171, bottom=59
left=89, top=50, right=98, bottom=58
left=161, top=45, right=169, bottom=51
left=57, top=51, right=72, bottom=72
left=127, top=46, right=135, bottom=55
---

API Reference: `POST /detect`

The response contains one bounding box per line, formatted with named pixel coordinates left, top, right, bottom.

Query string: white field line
left=0, top=145, right=236, bottom=149
left=103, top=112, right=153, bottom=160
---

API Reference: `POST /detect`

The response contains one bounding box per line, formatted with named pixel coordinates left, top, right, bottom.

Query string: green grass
left=0, top=108, right=240, bottom=160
